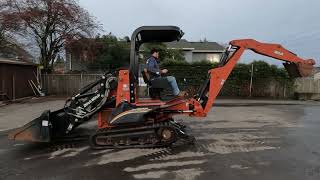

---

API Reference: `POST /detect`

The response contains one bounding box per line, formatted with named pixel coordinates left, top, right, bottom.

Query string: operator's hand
left=161, top=69, right=168, bottom=74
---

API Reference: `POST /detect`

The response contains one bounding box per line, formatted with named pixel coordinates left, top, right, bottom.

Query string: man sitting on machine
left=146, top=48, right=185, bottom=97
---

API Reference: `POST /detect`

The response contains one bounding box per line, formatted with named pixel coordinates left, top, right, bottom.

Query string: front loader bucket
left=8, top=109, right=69, bottom=142
left=283, top=62, right=314, bottom=78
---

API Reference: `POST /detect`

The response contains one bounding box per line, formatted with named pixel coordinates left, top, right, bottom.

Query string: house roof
left=0, top=57, right=37, bottom=66
left=166, top=39, right=225, bottom=52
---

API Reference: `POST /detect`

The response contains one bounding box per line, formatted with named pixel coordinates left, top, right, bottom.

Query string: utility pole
left=249, top=63, right=254, bottom=97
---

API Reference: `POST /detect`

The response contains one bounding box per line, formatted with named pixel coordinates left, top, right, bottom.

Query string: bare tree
left=0, top=9, right=9, bottom=47
left=0, top=13, right=16, bottom=55
left=0, top=24, right=5, bottom=47
left=0, top=0, right=99, bottom=72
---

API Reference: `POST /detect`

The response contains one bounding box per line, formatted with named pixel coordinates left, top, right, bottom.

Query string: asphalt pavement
left=0, top=98, right=320, bottom=180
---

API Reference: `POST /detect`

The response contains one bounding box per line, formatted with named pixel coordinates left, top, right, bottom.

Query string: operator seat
left=141, top=68, right=171, bottom=99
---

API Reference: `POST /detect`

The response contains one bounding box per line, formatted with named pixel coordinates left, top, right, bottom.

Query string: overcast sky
left=79, top=0, right=320, bottom=65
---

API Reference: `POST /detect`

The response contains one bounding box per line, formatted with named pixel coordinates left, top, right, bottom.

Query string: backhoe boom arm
left=189, top=39, right=316, bottom=117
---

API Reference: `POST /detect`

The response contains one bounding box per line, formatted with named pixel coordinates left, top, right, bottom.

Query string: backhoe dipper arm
left=191, top=39, right=315, bottom=116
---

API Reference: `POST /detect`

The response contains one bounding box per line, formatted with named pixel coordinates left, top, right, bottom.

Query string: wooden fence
left=295, top=78, right=320, bottom=94
left=42, top=74, right=295, bottom=99
left=0, top=63, right=37, bottom=100
left=294, top=77, right=320, bottom=100
left=42, top=74, right=102, bottom=96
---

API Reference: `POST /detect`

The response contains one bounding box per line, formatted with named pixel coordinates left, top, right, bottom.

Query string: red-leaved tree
left=0, top=0, right=99, bottom=72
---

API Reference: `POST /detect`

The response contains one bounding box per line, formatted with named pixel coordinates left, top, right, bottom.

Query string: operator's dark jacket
left=146, top=56, right=161, bottom=79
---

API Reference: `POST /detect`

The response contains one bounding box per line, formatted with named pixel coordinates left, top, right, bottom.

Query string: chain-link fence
left=175, top=75, right=294, bottom=99
left=163, top=63, right=295, bottom=99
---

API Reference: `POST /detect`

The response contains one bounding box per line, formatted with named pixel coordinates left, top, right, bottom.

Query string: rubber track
left=89, top=121, right=193, bottom=149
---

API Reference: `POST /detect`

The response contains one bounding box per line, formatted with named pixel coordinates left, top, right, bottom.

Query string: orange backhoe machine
left=9, top=26, right=316, bottom=149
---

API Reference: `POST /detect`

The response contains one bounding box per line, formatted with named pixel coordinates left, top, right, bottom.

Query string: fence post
left=318, top=79, right=320, bottom=94
left=80, top=73, right=83, bottom=88
left=283, top=80, right=286, bottom=98
left=12, top=75, right=15, bottom=100
left=1, top=79, right=4, bottom=94
left=249, top=64, right=254, bottom=97
left=66, top=74, right=69, bottom=96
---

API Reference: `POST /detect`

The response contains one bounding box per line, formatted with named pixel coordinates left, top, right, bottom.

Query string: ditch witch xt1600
left=9, top=26, right=316, bottom=149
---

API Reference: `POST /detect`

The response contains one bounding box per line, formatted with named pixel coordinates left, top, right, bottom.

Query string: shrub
left=161, top=60, right=294, bottom=97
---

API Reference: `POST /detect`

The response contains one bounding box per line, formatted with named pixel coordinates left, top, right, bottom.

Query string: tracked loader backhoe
left=9, top=26, right=316, bottom=149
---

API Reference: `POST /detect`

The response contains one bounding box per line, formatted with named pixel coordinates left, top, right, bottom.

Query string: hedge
left=161, top=60, right=294, bottom=97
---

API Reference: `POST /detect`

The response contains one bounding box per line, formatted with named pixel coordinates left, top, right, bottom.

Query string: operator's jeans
left=166, top=76, right=180, bottom=96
